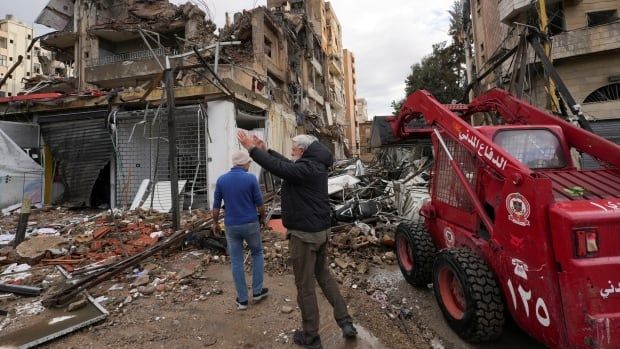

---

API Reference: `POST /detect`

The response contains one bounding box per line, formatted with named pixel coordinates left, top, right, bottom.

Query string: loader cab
left=478, top=125, right=573, bottom=170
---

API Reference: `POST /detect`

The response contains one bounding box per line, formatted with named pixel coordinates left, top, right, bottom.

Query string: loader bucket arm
left=390, top=89, right=532, bottom=180
left=470, top=89, right=620, bottom=169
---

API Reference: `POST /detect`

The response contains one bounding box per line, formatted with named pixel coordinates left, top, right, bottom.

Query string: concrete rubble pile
left=319, top=146, right=431, bottom=286
left=0, top=206, right=231, bottom=346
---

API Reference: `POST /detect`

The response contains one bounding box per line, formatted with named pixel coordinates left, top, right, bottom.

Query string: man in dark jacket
left=237, top=131, right=357, bottom=349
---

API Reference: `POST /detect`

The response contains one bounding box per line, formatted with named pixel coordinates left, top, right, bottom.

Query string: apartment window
left=547, top=3, right=565, bottom=35
left=0, top=38, right=6, bottom=49
left=26, top=72, right=30, bottom=77
left=9, top=56, right=12, bottom=62
left=27, top=34, right=31, bottom=40
left=26, top=54, right=30, bottom=60
left=9, top=39, right=13, bottom=44
left=34, top=63, right=40, bottom=74
left=587, top=10, right=618, bottom=27
left=0, top=55, right=6, bottom=66
left=264, top=37, right=273, bottom=59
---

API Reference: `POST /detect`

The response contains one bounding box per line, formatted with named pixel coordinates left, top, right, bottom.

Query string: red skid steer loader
left=391, top=88, right=620, bottom=348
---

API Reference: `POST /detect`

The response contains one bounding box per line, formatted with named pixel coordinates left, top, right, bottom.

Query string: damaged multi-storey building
left=466, top=0, right=620, bottom=157
left=0, top=0, right=361, bottom=213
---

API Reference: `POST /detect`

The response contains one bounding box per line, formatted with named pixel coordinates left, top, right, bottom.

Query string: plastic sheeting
left=0, top=128, right=43, bottom=210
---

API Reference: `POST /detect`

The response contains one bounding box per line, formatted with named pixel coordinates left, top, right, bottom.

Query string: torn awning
left=0, top=128, right=43, bottom=210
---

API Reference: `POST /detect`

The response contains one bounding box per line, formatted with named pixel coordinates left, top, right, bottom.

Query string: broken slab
left=327, top=175, right=361, bottom=195
left=0, top=291, right=107, bottom=348
left=16, top=236, right=69, bottom=262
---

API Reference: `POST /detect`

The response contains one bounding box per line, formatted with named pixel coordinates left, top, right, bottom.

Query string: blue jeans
left=225, top=222, right=264, bottom=302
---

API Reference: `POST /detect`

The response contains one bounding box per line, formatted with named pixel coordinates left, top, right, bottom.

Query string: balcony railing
left=551, top=21, right=620, bottom=60
left=86, top=47, right=175, bottom=67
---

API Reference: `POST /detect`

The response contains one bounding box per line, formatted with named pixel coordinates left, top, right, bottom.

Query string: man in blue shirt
left=212, top=150, right=268, bottom=310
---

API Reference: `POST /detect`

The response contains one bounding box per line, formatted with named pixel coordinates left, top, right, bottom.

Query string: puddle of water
left=321, top=323, right=386, bottom=349
left=0, top=301, right=106, bottom=348
left=48, top=315, right=76, bottom=325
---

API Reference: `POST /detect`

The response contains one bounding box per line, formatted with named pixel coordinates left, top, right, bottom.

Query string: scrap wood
left=93, top=226, right=112, bottom=239
left=41, top=223, right=204, bottom=308
left=41, top=258, right=84, bottom=265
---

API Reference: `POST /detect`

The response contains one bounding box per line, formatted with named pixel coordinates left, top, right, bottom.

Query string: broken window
left=264, top=37, right=273, bottom=59
left=547, top=3, right=565, bottom=35
left=587, top=10, right=618, bottom=27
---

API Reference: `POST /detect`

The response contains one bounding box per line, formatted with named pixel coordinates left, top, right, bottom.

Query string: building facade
left=354, top=98, right=368, bottom=155
left=0, top=15, right=44, bottom=97
left=358, top=120, right=373, bottom=160
left=343, top=49, right=358, bottom=155
left=0, top=0, right=364, bottom=210
left=266, top=0, right=349, bottom=156
left=469, top=0, right=620, bottom=131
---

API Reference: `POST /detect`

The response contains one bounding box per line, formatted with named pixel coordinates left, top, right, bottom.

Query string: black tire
left=395, top=219, right=437, bottom=286
left=432, top=248, right=504, bottom=342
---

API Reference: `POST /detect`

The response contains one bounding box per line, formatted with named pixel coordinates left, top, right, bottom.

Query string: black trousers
left=289, top=234, right=352, bottom=338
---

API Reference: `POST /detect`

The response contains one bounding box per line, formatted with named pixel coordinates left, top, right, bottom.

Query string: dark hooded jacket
left=249, top=141, right=334, bottom=232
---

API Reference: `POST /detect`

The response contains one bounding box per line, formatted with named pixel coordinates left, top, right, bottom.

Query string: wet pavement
left=321, top=317, right=385, bottom=349
left=366, top=265, right=546, bottom=349
left=0, top=299, right=107, bottom=348
left=37, top=262, right=389, bottom=348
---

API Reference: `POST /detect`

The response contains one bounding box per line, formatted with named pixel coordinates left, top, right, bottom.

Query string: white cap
left=232, top=150, right=251, bottom=166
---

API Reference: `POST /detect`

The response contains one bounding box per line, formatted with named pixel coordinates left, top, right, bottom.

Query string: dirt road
left=40, top=253, right=545, bottom=349
left=45, top=260, right=384, bottom=349
left=364, top=265, right=546, bottom=349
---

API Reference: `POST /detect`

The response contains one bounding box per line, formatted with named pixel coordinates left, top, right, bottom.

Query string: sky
left=1, top=0, right=454, bottom=118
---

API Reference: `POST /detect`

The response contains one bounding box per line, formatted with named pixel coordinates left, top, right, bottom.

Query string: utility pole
left=14, top=198, right=31, bottom=247
left=537, top=0, right=560, bottom=113
left=164, top=67, right=180, bottom=230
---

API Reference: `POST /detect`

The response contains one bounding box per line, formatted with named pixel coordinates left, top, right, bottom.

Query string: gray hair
left=292, top=134, right=318, bottom=150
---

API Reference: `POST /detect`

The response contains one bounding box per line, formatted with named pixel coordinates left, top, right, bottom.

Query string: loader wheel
left=433, top=248, right=504, bottom=342
left=395, top=219, right=437, bottom=286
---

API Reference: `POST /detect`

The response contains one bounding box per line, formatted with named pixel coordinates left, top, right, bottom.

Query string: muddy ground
left=3, top=249, right=543, bottom=349
left=0, top=208, right=545, bottom=348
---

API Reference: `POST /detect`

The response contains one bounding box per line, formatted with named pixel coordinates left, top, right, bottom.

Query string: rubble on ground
left=0, top=146, right=433, bottom=347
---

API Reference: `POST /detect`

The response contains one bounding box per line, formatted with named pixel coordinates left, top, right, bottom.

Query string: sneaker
left=252, top=288, right=269, bottom=302
left=235, top=298, right=248, bottom=311
left=293, top=330, right=322, bottom=349
left=341, top=322, right=358, bottom=338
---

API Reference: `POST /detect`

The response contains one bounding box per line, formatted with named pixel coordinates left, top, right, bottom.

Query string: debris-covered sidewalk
left=0, top=147, right=450, bottom=348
